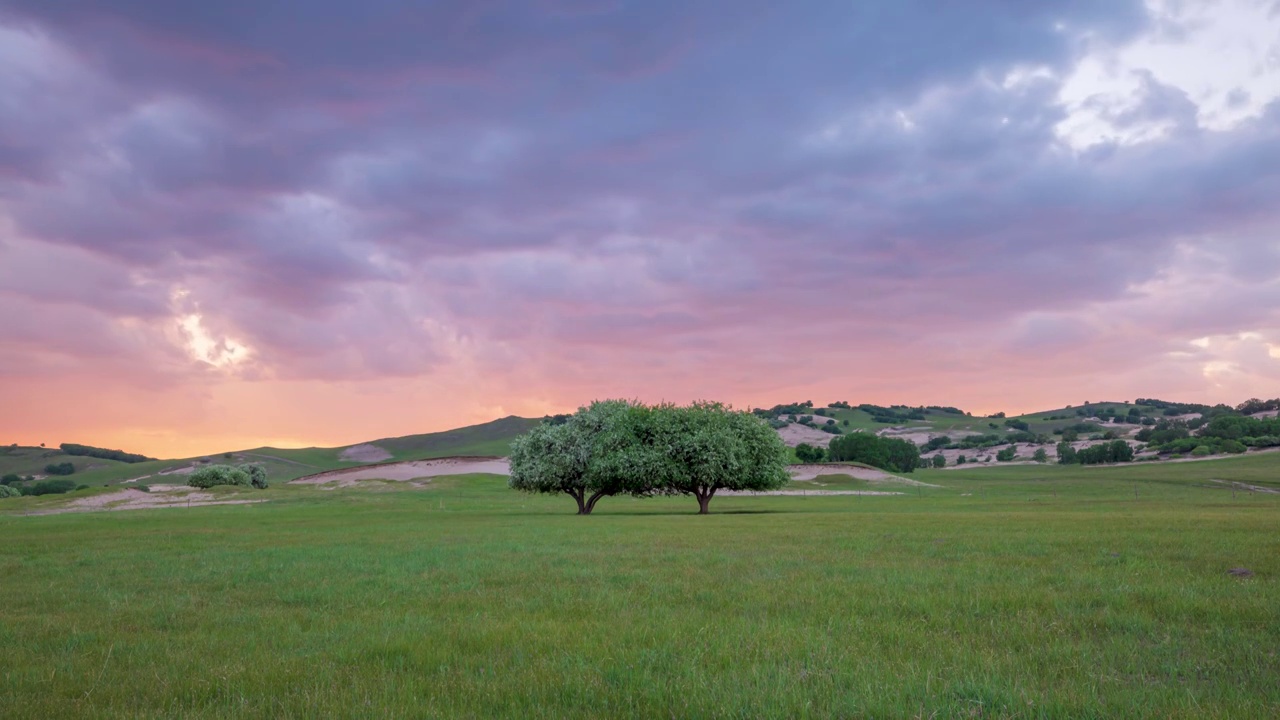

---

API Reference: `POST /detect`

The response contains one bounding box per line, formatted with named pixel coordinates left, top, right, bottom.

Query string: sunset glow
left=2, top=1, right=1279, bottom=458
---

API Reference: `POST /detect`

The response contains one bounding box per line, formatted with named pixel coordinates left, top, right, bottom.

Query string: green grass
left=2, top=455, right=1278, bottom=718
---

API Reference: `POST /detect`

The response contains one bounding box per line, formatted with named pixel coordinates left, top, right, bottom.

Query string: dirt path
left=240, top=452, right=319, bottom=468
left=338, top=444, right=393, bottom=463
left=788, top=463, right=942, bottom=487
left=1210, top=479, right=1280, bottom=494
left=721, top=489, right=904, bottom=496
left=23, top=487, right=267, bottom=516
left=289, top=457, right=511, bottom=487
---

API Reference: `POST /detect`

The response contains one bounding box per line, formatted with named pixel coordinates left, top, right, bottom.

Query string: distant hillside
left=15, top=415, right=542, bottom=489
left=371, top=415, right=540, bottom=459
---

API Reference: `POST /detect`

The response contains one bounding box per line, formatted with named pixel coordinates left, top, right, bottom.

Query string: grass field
left=2, top=456, right=1277, bottom=718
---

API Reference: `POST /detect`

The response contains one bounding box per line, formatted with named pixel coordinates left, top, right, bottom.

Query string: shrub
left=188, top=465, right=251, bottom=489
left=0, top=473, right=19, bottom=486
left=23, top=479, right=77, bottom=496
left=134, top=484, right=151, bottom=493
left=1191, top=445, right=1212, bottom=457
left=1220, top=440, right=1247, bottom=454
left=1033, top=448, right=1048, bottom=463
left=825, top=418, right=836, bottom=426
left=957, top=455, right=967, bottom=465
left=827, top=433, right=920, bottom=473
left=240, top=463, right=269, bottom=489
left=43, top=462, right=76, bottom=476
left=0, top=485, right=21, bottom=499
left=996, top=446, right=1017, bottom=462
left=931, top=454, right=946, bottom=468
left=820, top=425, right=843, bottom=435
left=795, top=443, right=826, bottom=463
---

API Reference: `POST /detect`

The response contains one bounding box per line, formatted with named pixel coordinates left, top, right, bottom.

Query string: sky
left=2, top=0, right=1279, bottom=458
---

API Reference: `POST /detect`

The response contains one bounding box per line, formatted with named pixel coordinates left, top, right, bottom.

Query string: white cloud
left=1056, top=0, right=1280, bottom=150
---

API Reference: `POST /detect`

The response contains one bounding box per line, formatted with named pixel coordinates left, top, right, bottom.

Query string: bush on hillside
left=931, top=454, right=946, bottom=468
left=0, top=473, right=20, bottom=486
left=242, top=463, right=269, bottom=489
left=827, top=433, right=920, bottom=473
left=820, top=425, right=843, bottom=435
left=0, top=485, right=21, bottom=499
left=795, top=443, right=826, bottom=463
left=22, top=479, right=77, bottom=496
left=1033, top=448, right=1048, bottom=463
left=1191, top=445, right=1212, bottom=457
left=188, top=465, right=251, bottom=489
left=996, top=446, right=1017, bottom=462
left=43, top=462, right=75, bottom=476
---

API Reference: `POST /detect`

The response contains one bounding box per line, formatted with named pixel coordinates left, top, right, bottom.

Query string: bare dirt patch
left=721, top=489, right=904, bottom=496
left=1210, top=479, right=1280, bottom=494
left=339, top=443, right=393, bottom=463
left=24, top=488, right=267, bottom=516
left=788, top=463, right=941, bottom=487
left=290, top=457, right=511, bottom=488
left=775, top=423, right=839, bottom=447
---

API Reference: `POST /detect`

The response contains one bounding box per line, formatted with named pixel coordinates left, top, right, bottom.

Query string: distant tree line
left=60, top=443, right=153, bottom=464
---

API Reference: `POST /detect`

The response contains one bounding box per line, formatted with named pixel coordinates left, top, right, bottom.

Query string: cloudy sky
left=2, top=0, right=1279, bottom=457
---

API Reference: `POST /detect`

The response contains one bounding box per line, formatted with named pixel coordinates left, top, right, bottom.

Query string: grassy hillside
left=37, top=416, right=541, bottom=489
left=1, top=454, right=1277, bottom=717
left=2, top=446, right=117, bottom=477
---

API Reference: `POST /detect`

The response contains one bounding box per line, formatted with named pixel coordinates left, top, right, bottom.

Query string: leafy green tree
left=509, top=400, right=648, bottom=515
left=931, top=454, right=946, bottom=468
left=241, top=463, right=269, bottom=489
left=43, top=462, right=75, bottom=476
left=827, top=433, right=920, bottom=473
left=996, top=446, right=1017, bottom=462
left=0, top=485, right=21, bottom=499
left=1033, top=448, right=1048, bottom=463
left=646, top=402, right=790, bottom=514
left=188, top=465, right=251, bottom=489
left=1057, top=442, right=1077, bottom=465
left=795, top=443, right=826, bottom=463
left=0, top=473, right=19, bottom=486
left=957, top=455, right=967, bottom=465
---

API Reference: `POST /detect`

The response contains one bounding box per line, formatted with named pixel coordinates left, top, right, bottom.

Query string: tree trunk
left=568, top=489, right=587, bottom=515
left=584, top=491, right=607, bottom=514
left=696, top=487, right=716, bottom=514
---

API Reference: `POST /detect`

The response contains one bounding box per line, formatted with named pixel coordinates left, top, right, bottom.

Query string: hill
left=10, top=415, right=541, bottom=489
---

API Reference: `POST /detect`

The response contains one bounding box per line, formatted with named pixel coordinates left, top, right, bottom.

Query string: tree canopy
left=509, top=400, right=789, bottom=514
left=826, top=432, right=920, bottom=473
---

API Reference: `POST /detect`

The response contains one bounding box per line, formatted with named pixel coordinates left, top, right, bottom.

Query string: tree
left=795, top=443, right=826, bottom=463
left=242, top=463, right=269, bottom=489
left=646, top=402, right=790, bottom=514
left=827, top=433, right=920, bottom=473
left=957, top=455, right=967, bottom=465
left=188, top=465, right=251, bottom=489
left=0, top=473, right=19, bottom=486
left=1033, top=448, right=1048, bottom=463
left=0, top=485, right=20, bottom=499
left=1057, top=442, right=1077, bottom=465
left=931, top=454, right=946, bottom=468
left=996, top=446, right=1017, bottom=462
left=43, top=462, right=75, bottom=476
left=509, top=400, right=648, bottom=515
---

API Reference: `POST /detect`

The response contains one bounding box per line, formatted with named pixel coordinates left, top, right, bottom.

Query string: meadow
left=1, top=456, right=1277, bottom=718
